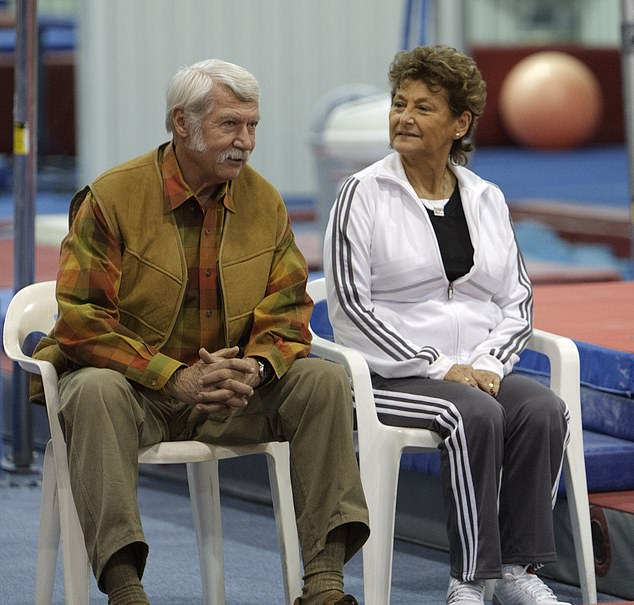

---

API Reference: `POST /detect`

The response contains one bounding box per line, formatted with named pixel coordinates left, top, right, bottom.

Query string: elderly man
left=33, top=59, right=368, bottom=605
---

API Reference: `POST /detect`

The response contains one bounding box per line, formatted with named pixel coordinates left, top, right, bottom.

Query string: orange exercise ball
left=499, top=51, right=603, bottom=149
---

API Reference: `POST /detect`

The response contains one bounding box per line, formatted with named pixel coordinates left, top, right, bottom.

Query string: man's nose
left=234, top=125, right=255, bottom=149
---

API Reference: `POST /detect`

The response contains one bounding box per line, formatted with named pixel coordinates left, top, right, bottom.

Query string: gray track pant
left=371, top=372, right=570, bottom=582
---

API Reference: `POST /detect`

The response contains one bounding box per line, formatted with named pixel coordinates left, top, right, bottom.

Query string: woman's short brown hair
left=389, top=45, right=487, bottom=165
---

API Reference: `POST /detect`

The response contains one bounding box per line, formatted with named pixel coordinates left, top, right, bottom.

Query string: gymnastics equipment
left=499, top=51, right=603, bottom=149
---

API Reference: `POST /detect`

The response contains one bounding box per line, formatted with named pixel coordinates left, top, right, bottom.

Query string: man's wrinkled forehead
left=210, top=85, right=260, bottom=119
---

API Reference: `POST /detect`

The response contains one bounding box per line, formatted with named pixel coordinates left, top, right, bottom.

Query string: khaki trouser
left=58, top=357, right=369, bottom=589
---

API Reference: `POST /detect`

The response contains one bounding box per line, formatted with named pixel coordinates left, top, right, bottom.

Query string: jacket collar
left=373, top=151, right=490, bottom=203
left=161, top=142, right=234, bottom=213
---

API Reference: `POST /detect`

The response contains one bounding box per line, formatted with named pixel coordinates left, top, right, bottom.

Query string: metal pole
left=6, top=0, right=38, bottom=473
left=622, top=0, right=634, bottom=262
left=426, top=0, right=466, bottom=51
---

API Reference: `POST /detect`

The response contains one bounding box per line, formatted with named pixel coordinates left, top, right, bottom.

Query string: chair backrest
left=2, top=280, right=68, bottom=471
left=307, top=277, right=334, bottom=341
left=307, top=276, right=377, bottom=423
left=307, top=277, right=443, bottom=450
left=3, top=280, right=57, bottom=366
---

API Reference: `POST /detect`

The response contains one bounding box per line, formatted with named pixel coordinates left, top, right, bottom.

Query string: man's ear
left=172, top=108, right=189, bottom=137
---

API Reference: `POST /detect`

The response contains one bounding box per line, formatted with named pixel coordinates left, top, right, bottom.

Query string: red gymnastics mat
left=0, top=239, right=60, bottom=288
left=533, top=281, right=634, bottom=354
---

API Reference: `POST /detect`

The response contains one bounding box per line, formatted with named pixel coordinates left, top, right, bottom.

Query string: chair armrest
left=525, top=328, right=581, bottom=413
left=11, top=353, right=48, bottom=377
left=311, top=334, right=375, bottom=398
left=525, top=328, right=584, bottom=469
left=6, top=352, right=61, bottom=418
left=310, top=334, right=380, bottom=423
left=311, top=334, right=370, bottom=380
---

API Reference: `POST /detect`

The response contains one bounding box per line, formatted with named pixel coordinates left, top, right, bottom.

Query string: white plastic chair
left=2, top=280, right=303, bottom=605
left=307, top=276, right=596, bottom=605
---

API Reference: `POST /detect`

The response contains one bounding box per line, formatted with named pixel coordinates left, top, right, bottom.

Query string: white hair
left=165, top=59, right=260, bottom=133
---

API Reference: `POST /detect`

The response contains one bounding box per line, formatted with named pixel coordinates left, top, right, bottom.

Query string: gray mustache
left=217, top=149, right=250, bottom=162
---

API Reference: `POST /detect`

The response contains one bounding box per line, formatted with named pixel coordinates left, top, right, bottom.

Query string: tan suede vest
left=85, top=147, right=288, bottom=347
left=31, top=146, right=290, bottom=400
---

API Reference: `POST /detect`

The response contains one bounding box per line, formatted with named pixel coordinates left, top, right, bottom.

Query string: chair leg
left=36, top=441, right=60, bottom=605
left=58, top=480, right=91, bottom=604
left=360, top=446, right=401, bottom=605
left=37, top=439, right=91, bottom=605
left=563, top=447, right=597, bottom=604
left=264, top=442, right=303, bottom=604
left=483, top=578, right=495, bottom=600
left=187, top=460, right=225, bottom=605
left=38, top=434, right=91, bottom=605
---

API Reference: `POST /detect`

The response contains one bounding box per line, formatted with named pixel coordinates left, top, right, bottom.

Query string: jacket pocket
left=119, top=250, right=184, bottom=345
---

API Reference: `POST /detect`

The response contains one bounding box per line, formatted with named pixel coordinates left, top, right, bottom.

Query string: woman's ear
left=457, top=111, right=472, bottom=137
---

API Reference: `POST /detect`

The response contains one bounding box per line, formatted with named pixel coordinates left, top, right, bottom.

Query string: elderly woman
left=323, top=45, right=571, bottom=605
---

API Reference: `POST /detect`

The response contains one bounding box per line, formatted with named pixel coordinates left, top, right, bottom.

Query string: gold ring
left=464, top=377, right=470, bottom=381
left=488, top=382, right=494, bottom=388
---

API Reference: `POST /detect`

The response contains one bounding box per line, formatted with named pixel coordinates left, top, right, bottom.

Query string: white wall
left=75, top=0, right=622, bottom=198
left=77, top=0, right=403, bottom=197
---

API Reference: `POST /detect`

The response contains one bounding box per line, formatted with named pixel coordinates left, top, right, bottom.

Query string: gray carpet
left=0, top=468, right=618, bottom=605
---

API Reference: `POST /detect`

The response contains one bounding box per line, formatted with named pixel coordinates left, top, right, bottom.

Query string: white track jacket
left=323, top=152, right=533, bottom=381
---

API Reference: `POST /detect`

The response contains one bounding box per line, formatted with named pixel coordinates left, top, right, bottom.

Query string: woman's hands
left=163, top=346, right=261, bottom=416
left=444, top=363, right=500, bottom=396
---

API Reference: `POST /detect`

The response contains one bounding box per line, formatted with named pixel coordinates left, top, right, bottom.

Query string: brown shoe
left=293, top=594, right=359, bottom=605
left=329, top=596, right=358, bottom=605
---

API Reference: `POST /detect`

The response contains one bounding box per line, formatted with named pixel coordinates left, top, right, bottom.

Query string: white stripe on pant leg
left=374, top=390, right=479, bottom=579
left=551, top=405, right=571, bottom=508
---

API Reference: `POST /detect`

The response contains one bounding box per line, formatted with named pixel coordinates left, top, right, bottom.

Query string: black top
left=425, top=185, right=474, bottom=282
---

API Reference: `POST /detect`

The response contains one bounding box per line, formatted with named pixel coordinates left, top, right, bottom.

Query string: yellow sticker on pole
left=13, top=123, right=29, bottom=155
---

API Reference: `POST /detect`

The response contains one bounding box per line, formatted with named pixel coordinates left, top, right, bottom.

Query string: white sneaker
left=493, top=565, right=572, bottom=605
left=446, top=577, right=485, bottom=604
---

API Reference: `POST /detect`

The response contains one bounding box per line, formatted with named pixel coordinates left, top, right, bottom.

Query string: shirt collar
left=161, top=142, right=234, bottom=212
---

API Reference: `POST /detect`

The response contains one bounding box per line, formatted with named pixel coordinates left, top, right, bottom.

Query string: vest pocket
left=119, top=252, right=184, bottom=345
left=221, top=251, right=272, bottom=320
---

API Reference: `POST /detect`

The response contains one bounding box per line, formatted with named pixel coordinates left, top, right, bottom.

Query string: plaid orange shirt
left=160, top=143, right=228, bottom=363
left=53, top=144, right=311, bottom=389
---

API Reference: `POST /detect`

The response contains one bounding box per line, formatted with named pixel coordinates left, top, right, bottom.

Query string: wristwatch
left=256, top=358, right=274, bottom=387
